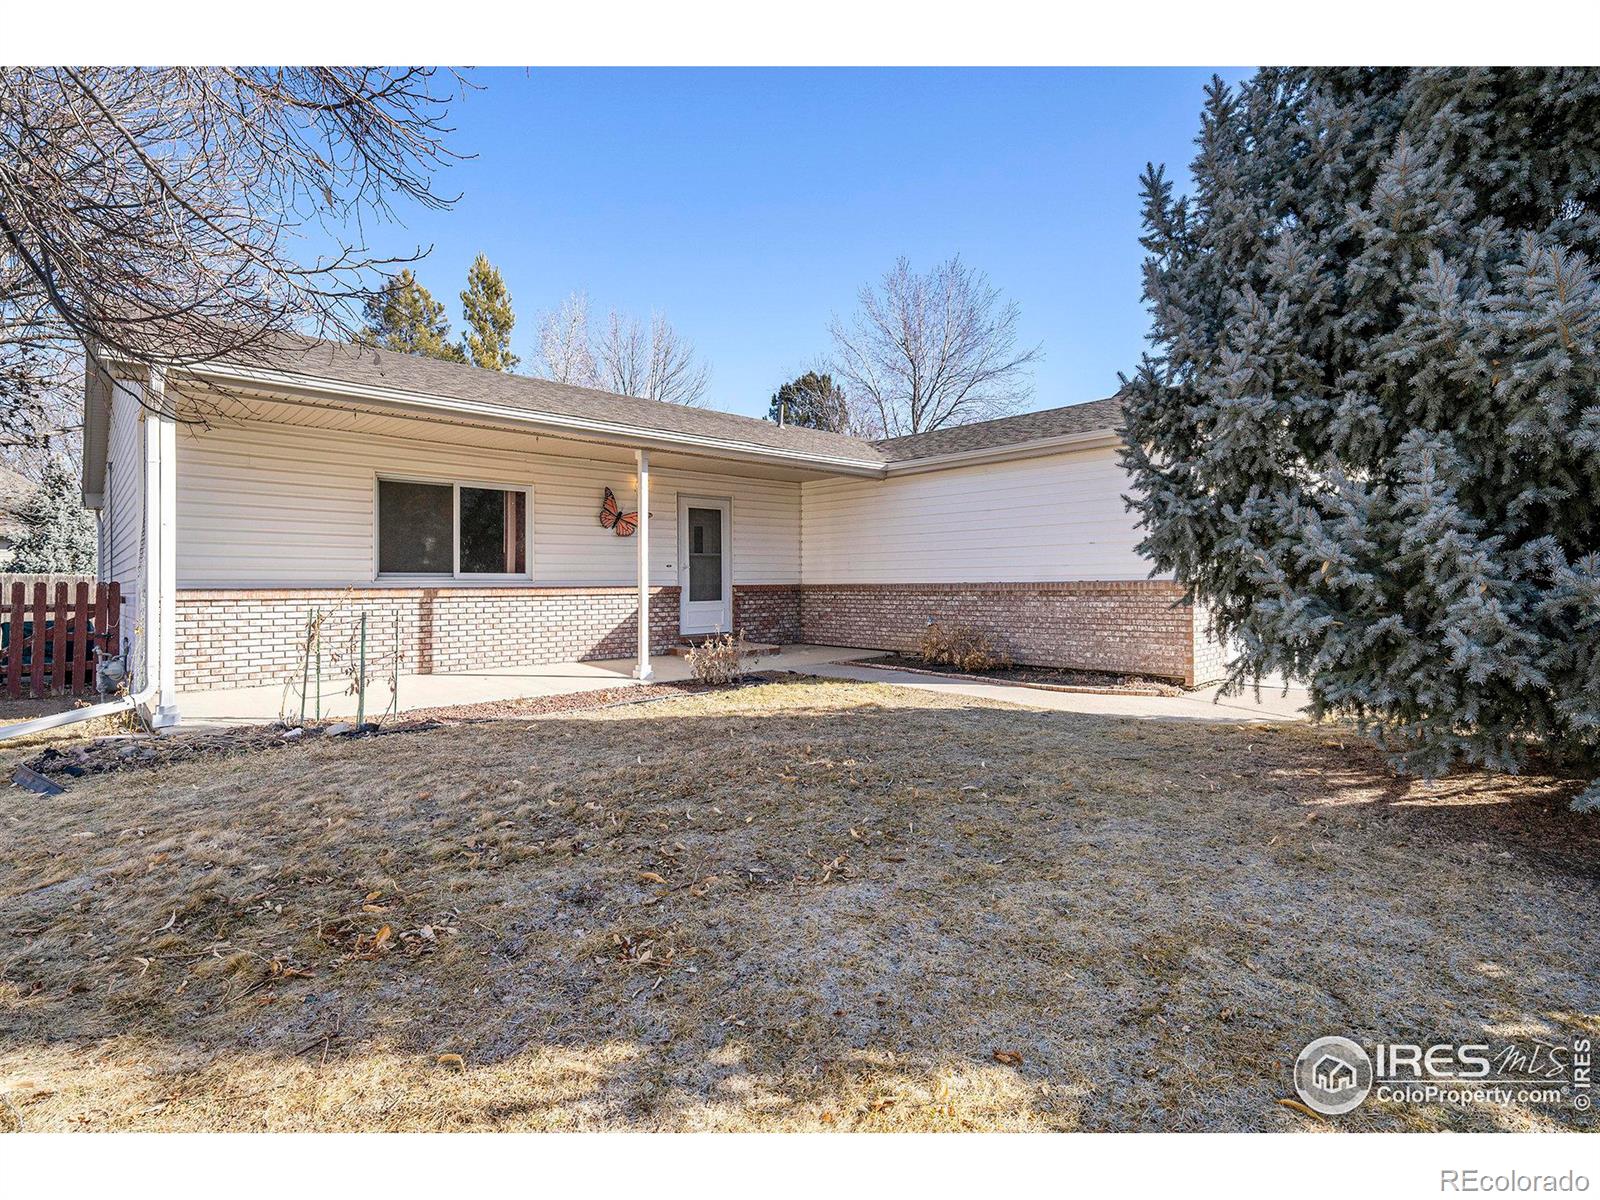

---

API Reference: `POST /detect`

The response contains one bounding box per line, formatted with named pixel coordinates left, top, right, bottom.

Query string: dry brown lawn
left=1, top=677, right=1596, bottom=1132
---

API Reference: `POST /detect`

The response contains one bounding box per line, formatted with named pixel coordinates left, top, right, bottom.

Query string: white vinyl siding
left=174, top=417, right=801, bottom=588
left=103, top=380, right=147, bottom=613
left=800, top=445, right=1157, bottom=583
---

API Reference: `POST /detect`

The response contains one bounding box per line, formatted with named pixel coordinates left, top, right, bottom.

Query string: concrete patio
left=177, top=644, right=881, bottom=726
left=176, top=644, right=1311, bottom=728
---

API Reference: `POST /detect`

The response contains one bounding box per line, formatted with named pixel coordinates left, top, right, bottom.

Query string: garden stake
left=299, top=610, right=312, bottom=726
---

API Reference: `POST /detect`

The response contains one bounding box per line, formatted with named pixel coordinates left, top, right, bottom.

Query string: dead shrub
left=916, top=621, right=1009, bottom=673
left=685, top=631, right=749, bottom=686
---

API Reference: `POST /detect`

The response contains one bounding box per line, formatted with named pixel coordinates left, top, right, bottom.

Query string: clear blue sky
left=377, top=68, right=1252, bottom=420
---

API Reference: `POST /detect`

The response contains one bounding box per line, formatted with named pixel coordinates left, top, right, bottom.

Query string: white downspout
left=147, top=368, right=180, bottom=728
left=633, top=447, right=653, bottom=681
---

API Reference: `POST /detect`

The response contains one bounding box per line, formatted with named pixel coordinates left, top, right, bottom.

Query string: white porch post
left=633, top=447, right=653, bottom=681
left=143, top=367, right=180, bottom=728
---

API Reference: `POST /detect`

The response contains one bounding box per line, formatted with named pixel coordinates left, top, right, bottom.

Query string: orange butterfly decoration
left=599, top=487, right=639, bottom=538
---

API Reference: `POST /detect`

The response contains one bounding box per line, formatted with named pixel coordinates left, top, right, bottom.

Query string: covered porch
left=93, top=352, right=885, bottom=729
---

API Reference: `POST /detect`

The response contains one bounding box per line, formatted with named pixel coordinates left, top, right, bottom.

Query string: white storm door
left=678, top=496, right=732, bottom=634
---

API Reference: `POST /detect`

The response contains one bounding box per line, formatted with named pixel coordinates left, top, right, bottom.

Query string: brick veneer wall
left=732, top=584, right=801, bottom=645
left=797, top=580, right=1214, bottom=686
left=176, top=586, right=680, bottom=690
left=1190, top=601, right=1228, bottom=687
left=177, top=579, right=1224, bottom=691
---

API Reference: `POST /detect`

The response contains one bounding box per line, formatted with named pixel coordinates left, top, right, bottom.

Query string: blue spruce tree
left=1122, top=68, right=1600, bottom=807
left=9, top=455, right=96, bottom=573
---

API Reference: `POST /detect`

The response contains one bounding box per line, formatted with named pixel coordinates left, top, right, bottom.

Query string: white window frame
left=373, top=473, right=534, bottom=583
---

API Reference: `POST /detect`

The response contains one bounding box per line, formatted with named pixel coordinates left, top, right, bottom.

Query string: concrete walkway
left=802, top=661, right=1311, bottom=723
left=178, top=643, right=1309, bottom=728
left=178, top=644, right=881, bottom=727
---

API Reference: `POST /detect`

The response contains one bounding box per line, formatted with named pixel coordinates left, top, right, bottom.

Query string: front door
left=677, top=496, right=732, bottom=635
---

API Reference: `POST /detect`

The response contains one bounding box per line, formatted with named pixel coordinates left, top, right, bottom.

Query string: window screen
left=377, top=480, right=452, bottom=574
left=687, top=507, right=723, bottom=602
left=459, top=487, right=527, bottom=574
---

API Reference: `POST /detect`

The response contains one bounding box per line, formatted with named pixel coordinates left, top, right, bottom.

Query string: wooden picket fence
left=0, top=578, right=122, bottom=698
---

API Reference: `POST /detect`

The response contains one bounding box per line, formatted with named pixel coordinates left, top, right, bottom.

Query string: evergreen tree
left=8, top=455, right=95, bottom=572
left=459, top=253, right=520, bottom=371
left=361, top=269, right=464, bottom=363
left=1122, top=69, right=1600, bottom=807
left=766, top=371, right=851, bottom=432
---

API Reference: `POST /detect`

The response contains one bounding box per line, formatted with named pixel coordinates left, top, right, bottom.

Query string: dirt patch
left=859, top=655, right=1186, bottom=696
left=0, top=678, right=1595, bottom=1132
left=401, top=675, right=764, bottom=724
left=0, top=695, right=108, bottom=725
left=8, top=678, right=769, bottom=792
left=18, top=721, right=444, bottom=784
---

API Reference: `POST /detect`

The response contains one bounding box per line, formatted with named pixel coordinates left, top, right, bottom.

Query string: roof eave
left=80, top=343, right=114, bottom=505
left=186, top=362, right=889, bottom=479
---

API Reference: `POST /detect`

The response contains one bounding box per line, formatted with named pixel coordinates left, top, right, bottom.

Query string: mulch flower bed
left=20, top=720, right=447, bottom=782
left=859, top=654, right=1187, bottom=696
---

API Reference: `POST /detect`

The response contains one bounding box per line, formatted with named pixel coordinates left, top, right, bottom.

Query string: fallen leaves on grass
left=1, top=677, right=1594, bottom=1133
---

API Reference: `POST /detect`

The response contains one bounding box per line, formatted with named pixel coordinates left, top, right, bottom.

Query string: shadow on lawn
left=1, top=681, right=1596, bottom=1132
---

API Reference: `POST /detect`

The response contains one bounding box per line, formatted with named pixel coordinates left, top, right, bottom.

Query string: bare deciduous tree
left=532, top=294, right=709, bottom=406
left=1, top=246, right=76, bottom=454
left=0, top=66, right=463, bottom=438
left=534, top=290, right=599, bottom=387
left=597, top=311, right=709, bottom=407
left=828, top=256, right=1042, bottom=437
left=595, top=311, right=651, bottom=399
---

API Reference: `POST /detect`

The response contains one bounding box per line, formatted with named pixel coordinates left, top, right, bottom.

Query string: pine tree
left=459, top=254, right=519, bottom=372
left=1122, top=68, right=1600, bottom=808
left=766, top=371, right=851, bottom=432
left=361, top=270, right=464, bottom=363
left=8, top=455, right=96, bottom=573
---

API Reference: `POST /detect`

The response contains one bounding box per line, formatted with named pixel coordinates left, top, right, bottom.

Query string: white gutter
left=189, top=362, right=891, bottom=478
left=146, top=368, right=180, bottom=729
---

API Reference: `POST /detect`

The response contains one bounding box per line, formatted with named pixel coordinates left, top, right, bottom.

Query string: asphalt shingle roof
left=871, top=396, right=1123, bottom=462
left=253, top=336, right=883, bottom=464
left=212, top=336, right=1122, bottom=469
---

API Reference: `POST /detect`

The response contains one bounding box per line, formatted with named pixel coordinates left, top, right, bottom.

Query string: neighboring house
left=0, top=464, right=36, bottom=568
left=79, top=338, right=1222, bottom=725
